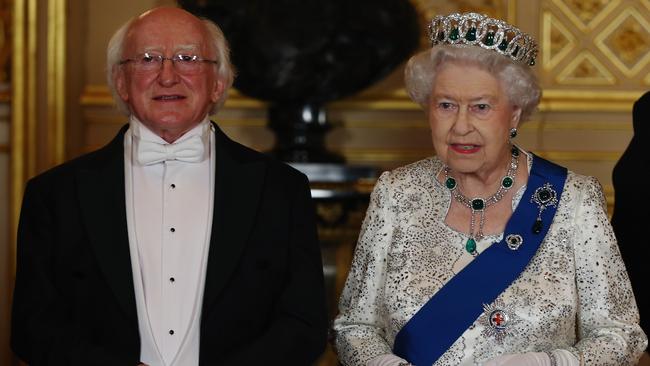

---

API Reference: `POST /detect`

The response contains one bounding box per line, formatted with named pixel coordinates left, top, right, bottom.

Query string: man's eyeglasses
left=119, top=52, right=218, bottom=75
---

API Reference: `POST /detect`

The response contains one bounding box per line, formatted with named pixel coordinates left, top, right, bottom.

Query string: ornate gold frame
left=47, top=0, right=66, bottom=164
left=10, top=0, right=66, bottom=272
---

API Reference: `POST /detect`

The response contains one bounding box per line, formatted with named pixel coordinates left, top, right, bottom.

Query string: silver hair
left=404, top=45, right=541, bottom=122
left=106, top=14, right=235, bottom=116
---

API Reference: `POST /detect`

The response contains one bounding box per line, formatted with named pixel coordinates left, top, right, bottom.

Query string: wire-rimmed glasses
left=119, top=52, right=219, bottom=75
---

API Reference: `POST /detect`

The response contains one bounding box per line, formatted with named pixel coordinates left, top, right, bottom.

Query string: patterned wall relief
left=541, top=0, right=650, bottom=88
left=594, top=8, right=650, bottom=78
left=551, top=0, right=619, bottom=30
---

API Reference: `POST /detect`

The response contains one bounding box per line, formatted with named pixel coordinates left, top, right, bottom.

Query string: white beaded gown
left=333, top=154, right=647, bottom=366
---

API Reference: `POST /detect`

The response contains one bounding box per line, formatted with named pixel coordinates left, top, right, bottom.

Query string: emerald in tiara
left=428, top=12, right=538, bottom=67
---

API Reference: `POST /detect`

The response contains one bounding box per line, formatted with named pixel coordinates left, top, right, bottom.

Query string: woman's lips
left=450, top=144, right=480, bottom=154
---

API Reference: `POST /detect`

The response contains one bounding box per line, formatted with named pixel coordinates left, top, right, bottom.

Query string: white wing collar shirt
left=124, top=116, right=215, bottom=366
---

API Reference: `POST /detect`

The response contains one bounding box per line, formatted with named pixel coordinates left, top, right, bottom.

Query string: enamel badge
left=478, top=300, right=519, bottom=342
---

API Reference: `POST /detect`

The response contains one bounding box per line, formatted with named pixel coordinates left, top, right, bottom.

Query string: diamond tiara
left=428, top=12, right=538, bottom=66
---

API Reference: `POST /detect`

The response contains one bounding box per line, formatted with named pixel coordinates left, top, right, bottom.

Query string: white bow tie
left=135, top=134, right=206, bottom=166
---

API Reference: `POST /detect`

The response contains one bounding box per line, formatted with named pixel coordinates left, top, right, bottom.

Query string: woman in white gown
left=332, top=12, right=647, bottom=366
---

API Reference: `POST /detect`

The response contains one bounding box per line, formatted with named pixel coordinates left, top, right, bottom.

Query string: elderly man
left=11, top=7, right=327, bottom=366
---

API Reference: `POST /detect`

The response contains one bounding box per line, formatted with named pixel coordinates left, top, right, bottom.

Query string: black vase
left=179, top=0, right=421, bottom=163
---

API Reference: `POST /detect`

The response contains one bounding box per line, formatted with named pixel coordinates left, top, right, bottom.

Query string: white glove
left=367, top=354, right=412, bottom=366
left=482, top=351, right=551, bottom=366
left=483, top=350, right=579, bottom=366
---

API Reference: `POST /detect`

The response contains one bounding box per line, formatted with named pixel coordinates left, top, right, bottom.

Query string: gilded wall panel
left=594, top=8, right=650, bottom=77
left=555, top=50, right=616, bottom=85
left=542, top=11, right=576, bottom=70
left=549, top=0, right=619, bottom=31
left=541, top=0, right=650, bottom=89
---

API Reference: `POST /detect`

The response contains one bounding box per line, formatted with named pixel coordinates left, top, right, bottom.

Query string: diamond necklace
left=444, top=146, right=520, bottom=255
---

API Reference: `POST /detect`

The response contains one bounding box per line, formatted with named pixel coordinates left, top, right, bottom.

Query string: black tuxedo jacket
left=11, top=124, right=328, bottom=365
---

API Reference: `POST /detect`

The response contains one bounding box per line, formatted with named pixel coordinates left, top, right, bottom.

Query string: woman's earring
left=509, top=128, right=518, bottom=143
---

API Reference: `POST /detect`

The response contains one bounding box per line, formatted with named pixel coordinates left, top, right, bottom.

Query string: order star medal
left=478, top=300, right=519, bottom=342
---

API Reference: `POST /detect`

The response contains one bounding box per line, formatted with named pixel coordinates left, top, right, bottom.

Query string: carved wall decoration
left=541, top=0, right=650, bottom=88
left=542, top=11, right=576, bottom=70
left=594, top=8, right=650, bottom=77
left=556, top=51, right=616, bottom=85
left=550, top=0, right=618, bottom=30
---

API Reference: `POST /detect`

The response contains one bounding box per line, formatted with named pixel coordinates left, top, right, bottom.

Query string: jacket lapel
left=76, top=125, right=138, bottom=323
left=202, top=125, right=267, bottom=313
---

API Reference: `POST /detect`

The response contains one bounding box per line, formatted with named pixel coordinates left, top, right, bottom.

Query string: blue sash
left=393, top=155, right=568, bottom=365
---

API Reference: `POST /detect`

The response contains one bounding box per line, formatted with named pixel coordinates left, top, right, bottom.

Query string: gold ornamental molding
left=534, top=150, right=622, bottom=162
left=339, top=149, right=622, bottom=164
left=82, top=85, right=643, bottom=113
left=524, top=120, right=631, bottom=131
left=10, top=0, right=66, bottom=274
left=555, top=51, right=616, bottom=85
left=11, top=0, right=37, bottom=274
left=48, top=0, right=66, bottom=164
left=80, top=84, right=116, bottom=106
left=88, top=115, right=631, bottom=132
left=542, top=11, right=577, bottom=71
left=539, top=90, right=641, bottom=111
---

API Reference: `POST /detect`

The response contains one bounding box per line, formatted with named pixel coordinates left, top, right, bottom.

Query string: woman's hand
left=367, top=353, right=413, bottom=366
left=482, top=352, right=551, bottom=366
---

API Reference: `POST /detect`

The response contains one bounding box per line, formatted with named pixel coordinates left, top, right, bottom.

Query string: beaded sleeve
left=333, top=172, right=396, bottom=365
left=569, top=176, right=647, bottom=364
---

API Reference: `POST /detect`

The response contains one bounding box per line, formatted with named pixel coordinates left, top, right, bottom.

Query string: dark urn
left=179, top=0, right=421, bottom=163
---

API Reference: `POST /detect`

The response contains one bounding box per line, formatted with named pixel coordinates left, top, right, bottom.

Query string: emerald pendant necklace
left=444, top=146, right=520, bottom=256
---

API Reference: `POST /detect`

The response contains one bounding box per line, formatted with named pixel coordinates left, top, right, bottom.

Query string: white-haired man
left=11, top=7, right=327, bottom=366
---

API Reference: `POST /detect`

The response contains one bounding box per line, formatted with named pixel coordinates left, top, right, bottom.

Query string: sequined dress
left=333, top=155, right=647, bottom=366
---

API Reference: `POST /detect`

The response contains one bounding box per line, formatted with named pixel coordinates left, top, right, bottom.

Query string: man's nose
left=158, top=59, right=180, bottom=85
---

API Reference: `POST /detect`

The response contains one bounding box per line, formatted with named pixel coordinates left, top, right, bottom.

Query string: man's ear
left=114, top=65, right=129, bottom=102
left=210, top=78, right=225, bottom=104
